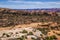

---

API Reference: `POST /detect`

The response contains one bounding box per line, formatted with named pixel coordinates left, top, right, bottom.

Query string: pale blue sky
left=0, top=0, right=60, bottom=9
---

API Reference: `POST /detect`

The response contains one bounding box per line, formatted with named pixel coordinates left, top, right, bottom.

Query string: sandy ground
left=0, top=22, right=60, bottom=40
left=0, top=22, right=43, bottom=31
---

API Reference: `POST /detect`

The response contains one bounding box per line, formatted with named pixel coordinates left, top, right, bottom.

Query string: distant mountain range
left=0, top=8, right=60, bottom=12
left=14, top=8, right=60, bottom=12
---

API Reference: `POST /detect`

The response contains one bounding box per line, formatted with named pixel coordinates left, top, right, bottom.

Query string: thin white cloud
left=0, top=0, right=60, bottom=9
left=8, top=1, right=60, bottom=5
left=8, top=1, right=44, bottom=5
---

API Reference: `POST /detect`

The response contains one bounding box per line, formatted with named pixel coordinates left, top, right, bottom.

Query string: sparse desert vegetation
left=0, top=8, right=60, bottom=40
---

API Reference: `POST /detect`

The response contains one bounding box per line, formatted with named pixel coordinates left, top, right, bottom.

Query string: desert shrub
left=17, top=37, right=24, bottom=40
left=21, top=30, right=28, bottom=33
left=6, top=34, right=10, bottom=37
left=45, top=35, right=57, bottom=40
left=17, top=35, right=27, bottom=40
left=56, top=33, right=60, bottom=36
left=31, top=37, right=37, bottom=40
left=37, top=28, right=49, bottom=35
left=27, top=32, right=33, bottom=35
left=2, top=33, right=10, bottom=37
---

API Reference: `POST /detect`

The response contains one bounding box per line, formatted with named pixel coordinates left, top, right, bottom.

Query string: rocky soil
left=0, top=8, right=60, bottom=40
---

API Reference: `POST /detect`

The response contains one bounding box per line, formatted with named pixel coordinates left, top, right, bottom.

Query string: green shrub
left=27, top=32, right=33, bottom=35
left=45, top=35, right=57, bottom=40
left=21, top=30, right=28, bottom=33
